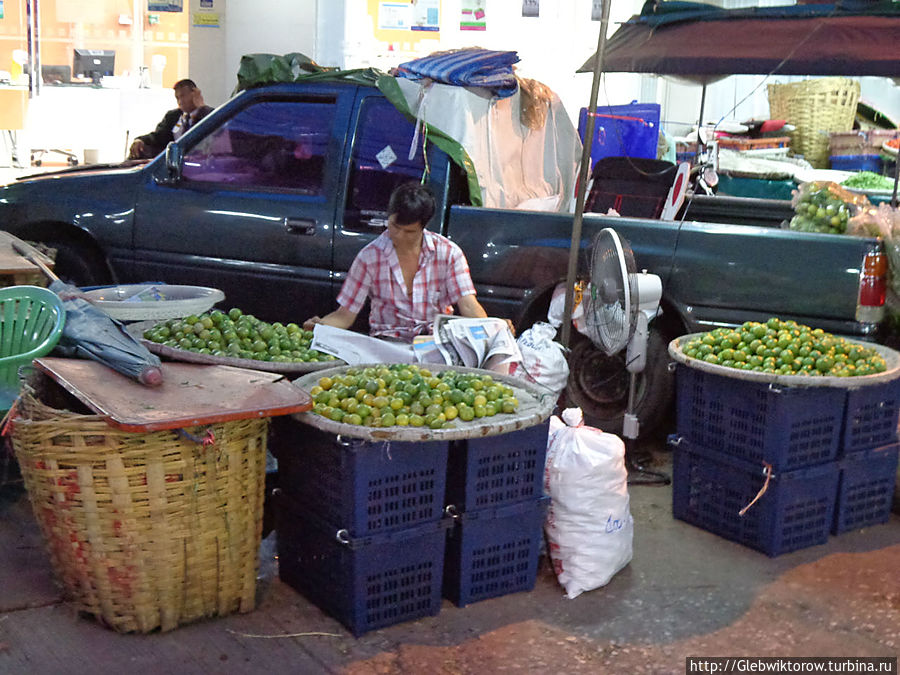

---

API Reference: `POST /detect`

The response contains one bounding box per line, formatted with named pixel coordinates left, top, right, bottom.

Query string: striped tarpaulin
left=396, top=48, right=520, bottom=98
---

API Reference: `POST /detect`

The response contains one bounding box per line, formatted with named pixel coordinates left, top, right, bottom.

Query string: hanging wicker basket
left=10, top=376, right=269, bottom=633
left=767, top=77, right=860, bottom=169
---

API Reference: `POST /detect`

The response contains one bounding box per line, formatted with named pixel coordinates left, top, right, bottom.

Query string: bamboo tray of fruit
left=291, top=363, right=558, bottom=442
left=129, top=307, right=343, bottom=374
left=669, top=318, right=900, bottom=389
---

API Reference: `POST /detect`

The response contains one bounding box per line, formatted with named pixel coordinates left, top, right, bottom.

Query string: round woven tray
left=669, top=333, right=900, bottom=389
left=291, top=363, right=558, bottom=442
left=126, top=321, right=344, bottom=375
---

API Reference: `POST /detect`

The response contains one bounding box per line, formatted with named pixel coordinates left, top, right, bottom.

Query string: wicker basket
left=767, top=78, right=860, bottom=169
left=10, top=382, right=269, bottom=633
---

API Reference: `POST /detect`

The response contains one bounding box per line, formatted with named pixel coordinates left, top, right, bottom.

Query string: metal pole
left=560, top=0, right=612, bottom=348
left=892, top=148, right=899, bottom=210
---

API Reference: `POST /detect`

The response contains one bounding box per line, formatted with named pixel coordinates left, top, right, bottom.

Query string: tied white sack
left=509, top=321, right=568, bottom=395
left=543, top=408, right=633, bottom=599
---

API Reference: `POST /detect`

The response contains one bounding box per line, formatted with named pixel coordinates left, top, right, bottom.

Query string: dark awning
left=578, top=1, right=900, bottom=79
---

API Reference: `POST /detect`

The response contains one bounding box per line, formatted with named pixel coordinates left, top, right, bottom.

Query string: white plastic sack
left=508, top=321, right=569, bottom=394
left=543, top=408, right=633, bottom=599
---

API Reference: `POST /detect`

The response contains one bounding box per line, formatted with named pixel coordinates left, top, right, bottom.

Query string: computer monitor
left=73, top=49, right=115, bottom=83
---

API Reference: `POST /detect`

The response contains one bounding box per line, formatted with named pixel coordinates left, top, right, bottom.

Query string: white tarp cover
left=395, top=78, right=582, bottom=212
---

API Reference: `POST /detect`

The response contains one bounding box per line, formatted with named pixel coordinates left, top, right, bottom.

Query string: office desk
left=23, top=86, right=175, bottom=164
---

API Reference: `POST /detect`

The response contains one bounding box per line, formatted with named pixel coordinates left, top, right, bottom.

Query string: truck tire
left=44, top=238, right=110, bottom=287
left=565, top=326, right=674, bottom=437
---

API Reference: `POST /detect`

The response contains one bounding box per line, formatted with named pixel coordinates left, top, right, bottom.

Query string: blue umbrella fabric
left=49, top=281, right=163, bottom=386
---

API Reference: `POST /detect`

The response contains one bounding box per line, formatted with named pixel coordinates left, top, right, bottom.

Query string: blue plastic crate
left=275, top=492, right=451, bottom=637
left=445, top=419, right=550, bottom=511
left=670, top=436, right=839, bottom=557
left=443, top=496, right=549, bottom=607
left=675, top=365, right=844, bottom=470
left=578, top=101, right=660, bottom=171
left=841, top=379, right=900, bottom=456
left=833, top=443, right=899, bottom=535
left=829, top=154, right=882, bottom=172
left=270, top=419, right=448, bottom=536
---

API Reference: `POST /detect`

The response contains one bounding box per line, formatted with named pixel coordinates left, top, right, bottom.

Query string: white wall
left=188, top=1, right=900, bottom=139
left=189, top=0, right=318, bottom=108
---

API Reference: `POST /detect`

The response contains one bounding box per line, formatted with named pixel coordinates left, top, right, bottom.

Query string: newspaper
left=430, top=315, right=521, bottom=372
left=310, top=324, right=414, bottom=365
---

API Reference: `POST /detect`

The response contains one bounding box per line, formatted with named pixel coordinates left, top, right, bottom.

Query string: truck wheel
left=44, top=239, right=110, bottom=287
left=565, top=326, right=674, bottom=437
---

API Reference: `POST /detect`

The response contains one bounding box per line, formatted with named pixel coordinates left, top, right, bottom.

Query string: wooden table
left=0, top=232, right=54, bottom=287
left=34, top=357, right=312, bottom=432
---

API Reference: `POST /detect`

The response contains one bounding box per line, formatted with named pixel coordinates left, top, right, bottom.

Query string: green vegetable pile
left=310, top=364, right=520, bottom=429
left=682, top=317, right=888, bottom=377
left=143, top=307, right=338, bottom=363
left=789, top=182, right=856, bottom=234
left=841, top=171, right=895, bottom=191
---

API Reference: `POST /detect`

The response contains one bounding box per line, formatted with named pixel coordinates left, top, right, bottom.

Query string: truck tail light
left=855, top=247, right=886, bottom=323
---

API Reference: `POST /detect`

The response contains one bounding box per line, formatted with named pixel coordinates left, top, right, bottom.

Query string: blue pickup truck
left=0, top=78, right=887, bottom=435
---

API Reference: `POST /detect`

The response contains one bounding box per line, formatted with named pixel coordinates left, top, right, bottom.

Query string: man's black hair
left=389, top=182, right=435, bottom=227
left=173, top=78, right=198, bottom=91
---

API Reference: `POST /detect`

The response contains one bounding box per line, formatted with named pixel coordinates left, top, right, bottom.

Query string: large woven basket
left=767, top=77, right=860, bottom=169
left=10, top=381, right=269, bottom=633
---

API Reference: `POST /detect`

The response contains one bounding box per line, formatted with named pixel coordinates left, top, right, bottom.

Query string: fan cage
left=586, top=229, right=639, bottom=354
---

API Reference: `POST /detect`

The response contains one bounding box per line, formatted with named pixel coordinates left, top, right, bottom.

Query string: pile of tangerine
left=309, top=364, right=521, bottom=429
left=682, top=318, right=887, bottom=377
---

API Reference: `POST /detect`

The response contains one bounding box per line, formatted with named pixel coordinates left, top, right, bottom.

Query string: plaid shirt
left=337, top=230, right=476, bottom=341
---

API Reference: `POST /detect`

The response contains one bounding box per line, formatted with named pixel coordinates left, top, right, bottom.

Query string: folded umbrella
left=10, top=239, right=162, bottom=386
left=48, top=280, right=163, bottom=386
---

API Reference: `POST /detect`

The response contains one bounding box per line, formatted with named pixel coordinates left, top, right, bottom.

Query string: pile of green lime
left=142, top=307, right=337, bottom=363
left=789, top=184, right=853, bottom=234
left=309, top=364, right=521, bottom=429
left=682, top=318, right=888, bottom=377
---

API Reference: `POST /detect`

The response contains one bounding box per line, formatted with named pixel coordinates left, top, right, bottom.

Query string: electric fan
left=584, top=228, right=667, bottom=481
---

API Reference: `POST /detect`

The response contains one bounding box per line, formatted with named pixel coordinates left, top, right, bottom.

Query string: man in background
left=128, top=79, right=212, bottom=159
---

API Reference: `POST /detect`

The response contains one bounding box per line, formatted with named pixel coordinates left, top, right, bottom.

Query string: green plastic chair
left=0, top=285, right=66, bottom=413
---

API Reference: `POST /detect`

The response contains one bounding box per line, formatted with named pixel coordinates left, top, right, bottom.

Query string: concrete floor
left=2, top=446, right=898, bottom=675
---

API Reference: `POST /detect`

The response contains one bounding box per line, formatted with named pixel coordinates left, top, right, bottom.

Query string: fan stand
left=623, top=313, right=671, bottom=487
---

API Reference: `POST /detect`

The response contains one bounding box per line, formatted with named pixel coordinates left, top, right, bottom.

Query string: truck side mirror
left=155, top=142, right=183, bottom=185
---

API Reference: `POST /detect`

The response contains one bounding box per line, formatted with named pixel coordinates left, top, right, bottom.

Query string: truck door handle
left=283, top=217, right=316, bottom=235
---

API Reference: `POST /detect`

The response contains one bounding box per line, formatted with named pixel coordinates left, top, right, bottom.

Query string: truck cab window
left=345, top=98, right=428, bottom=226
left=182, top=99, right=333, bottom=194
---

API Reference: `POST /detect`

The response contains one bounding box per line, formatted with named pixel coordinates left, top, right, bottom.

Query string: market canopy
left=578, top=1, right=900, bottom=79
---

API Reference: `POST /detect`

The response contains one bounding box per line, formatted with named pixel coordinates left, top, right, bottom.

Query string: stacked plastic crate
left=670, top=361, right=900, bottom=556
left=832, top=380, right=900, bottom=535
left=270, top=419, right=452, bottom=636
left=442, top=419, right=551, bottom=606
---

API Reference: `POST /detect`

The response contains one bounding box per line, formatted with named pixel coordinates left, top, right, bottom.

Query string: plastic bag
left=543, top=408, right=633, bottom=599
left=509, top=322, right=569, bottom=395
left=788, top=181, right=869, bottom=234
left=847, top=202, right=900, bottom=296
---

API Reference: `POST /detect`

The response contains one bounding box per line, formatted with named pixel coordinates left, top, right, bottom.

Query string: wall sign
left=522, top=0, right=539, bottom=18
left=411, top=0, right=440, bottom=32
left=461, top=0, right=486, bottom=31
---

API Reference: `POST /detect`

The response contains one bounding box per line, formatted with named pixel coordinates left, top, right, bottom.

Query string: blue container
left=829, top=154, right=882, bottom=172
left=578, top=101, right=661, bottom=170
left=445, top=419, right=550, bottom=511
left=270, top=419, right=448, bottom=536
left=833, top=443, right=899, bottom=535
left=675, top=365, right=845, bottom=470
left=275, top=492, right=451, bottom=636
left=670, top=437, right=839, bottom=557
left=443, top=496, right=549, bottom=607
left=841, top=379, right=900, bottom=456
